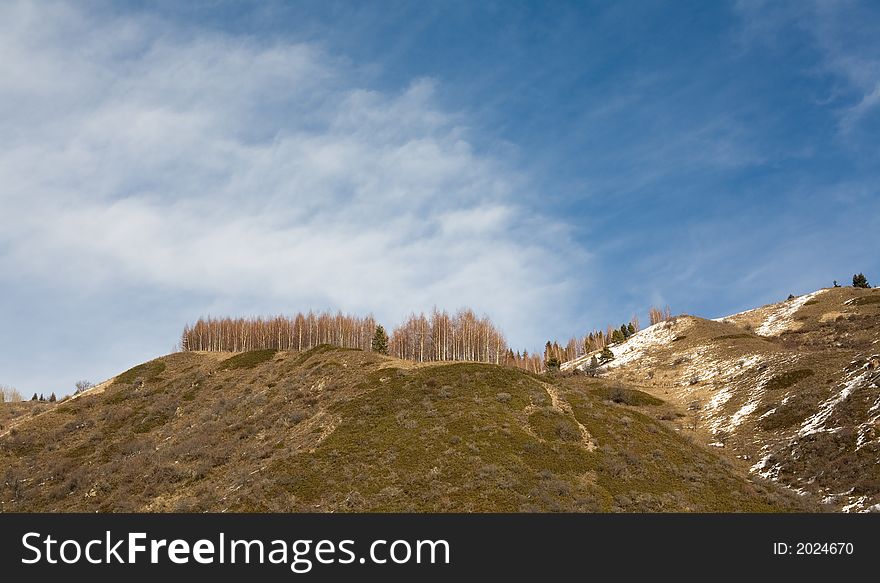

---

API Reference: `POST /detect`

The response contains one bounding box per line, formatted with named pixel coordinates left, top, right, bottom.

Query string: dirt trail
left=542, top=382, right=596, bottom=451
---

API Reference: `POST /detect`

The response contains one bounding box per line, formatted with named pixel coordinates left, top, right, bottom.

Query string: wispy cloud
left=0, top=1, right=582, bottom=391
left=734, top=0, right=880, bottom=138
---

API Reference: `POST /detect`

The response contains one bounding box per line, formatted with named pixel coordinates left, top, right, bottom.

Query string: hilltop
left=564, top=286, right=880, bottom=512
left=0, top=345, right=808, bottom=512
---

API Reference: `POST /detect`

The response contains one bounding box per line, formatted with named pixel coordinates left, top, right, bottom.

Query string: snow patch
left=751, top=452, right=780, bottom=480
left=562, top=319, right=683, bottom=372
left=798, top=370, right=868, bottom=437
left=755, top=289, right=826, bottom=336
left=707, top=386, right=733, bottom=411
left=602, top=321, right=681, bottom=369
left=729, top=399, right=760, bottom=430
left=842, top=496, right=869, bottom=513
left=758, top=407, right=777, bottom=420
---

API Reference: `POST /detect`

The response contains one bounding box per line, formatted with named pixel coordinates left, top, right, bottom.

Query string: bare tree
left=74, top=380, right=94, bottom=395
left=648, top=305, right=673, bottom=326
left=630, top=313, right=641, bottom=333
left=0, top=385, right=23, bottom=403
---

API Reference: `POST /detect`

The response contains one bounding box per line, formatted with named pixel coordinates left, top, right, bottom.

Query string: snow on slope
left=565, top=289, right=827, bottom=371
left=798, top=369, right=867, bottom=437
left=602, top=320, right=681, bottom=369
left=560, top=319, right=682, bottom=372
left=715, top=289, right=827, bottom=336
left=756, top=290, right=826, bottom=335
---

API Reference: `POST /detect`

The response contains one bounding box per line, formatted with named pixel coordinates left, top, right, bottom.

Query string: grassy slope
left=0, top=346, right=811, bottom=512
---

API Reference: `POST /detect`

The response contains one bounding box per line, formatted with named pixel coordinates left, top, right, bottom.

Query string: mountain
left=0, top=345, right=809, bottom=512
left=564, top=286, right=880, bottom=512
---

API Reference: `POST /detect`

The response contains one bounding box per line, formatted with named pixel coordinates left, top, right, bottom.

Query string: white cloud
left=0, top=0, right=580, bottom=356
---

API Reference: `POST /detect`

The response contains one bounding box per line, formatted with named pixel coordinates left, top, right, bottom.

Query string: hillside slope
left=0, top=346, right=808, bottom=512
left=567, top=287, right=880, bottom=512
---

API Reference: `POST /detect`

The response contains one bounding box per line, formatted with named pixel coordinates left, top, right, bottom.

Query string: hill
left=0, top=345, right=809, bottom=512
left=565, top=286, right=880, bottom=512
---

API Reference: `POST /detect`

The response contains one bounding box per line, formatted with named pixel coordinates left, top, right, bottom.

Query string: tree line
left=0, top=386, right=57, bottom=404
left=180, top=312, right=379, bottom=353
left=387, top=308, right=547, bottom=373
left=179, top=304, right=675, bottom=372
left=179, top=309, right=548, bottom=372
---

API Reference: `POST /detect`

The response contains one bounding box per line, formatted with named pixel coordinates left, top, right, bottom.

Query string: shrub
left=222, top=350, right=277, bottom=370
left=290, top=410, right=311, bottom=424
left=765, top=369, right=815, bottom=391
left=599, top=385, right=663, bottom=406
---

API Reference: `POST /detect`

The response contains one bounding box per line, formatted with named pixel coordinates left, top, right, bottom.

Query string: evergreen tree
left=545, top=356, right=561, bottom=372
left=627, top=322, right=636, bottom=336
left=49, top=392, right=57, bottom=402
left=586, top=355, right=600, bottom=377
left=371, top=325, right=389, bottom=355
left=620, top=324, right=629, bottom=339
left=31, top=393, right=37, bottom=401
left=833, top=280, right=840, bottom=288
left=39, top=394, right=45, bottom=402
left=611, top=329, right=624, bottom=344
left=853, top=273, right=871, bottom=289
left=600, top=346, right=614, bottom=363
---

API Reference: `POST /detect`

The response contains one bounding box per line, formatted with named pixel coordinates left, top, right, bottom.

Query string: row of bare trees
left=180, top=308, right=549, bottom=372
left=389, top=308, right=508, bottom=364
left=180, top=312, right=378, bottom=353
left=387, top=308, right=546, bottom=372
left=180, top=304, right=674, bottom=371
left=648, top=305, right=673, bottom=326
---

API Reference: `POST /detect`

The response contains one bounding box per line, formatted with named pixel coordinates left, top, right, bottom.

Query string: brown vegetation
left=0, top=346, right=813, bottom=512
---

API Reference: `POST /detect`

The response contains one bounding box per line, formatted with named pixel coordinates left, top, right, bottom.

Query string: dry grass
left=593, top=286, right=880, bottom=511
left=0, top=345, right=812, bottom=513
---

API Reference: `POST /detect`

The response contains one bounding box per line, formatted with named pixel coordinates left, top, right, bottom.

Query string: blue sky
left=2, top=0, right=879, bottom=395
